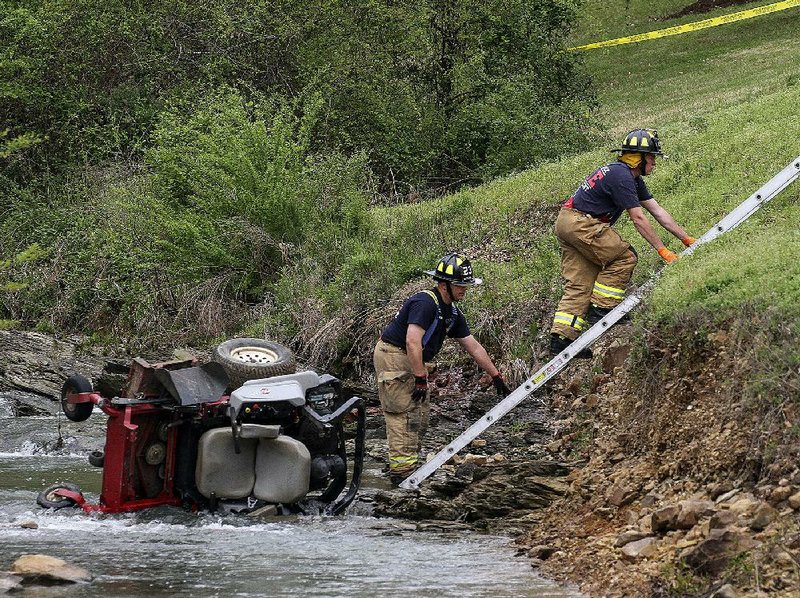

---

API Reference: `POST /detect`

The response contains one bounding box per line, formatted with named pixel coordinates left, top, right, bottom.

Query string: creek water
left=0, top=393, right=578, bottom=597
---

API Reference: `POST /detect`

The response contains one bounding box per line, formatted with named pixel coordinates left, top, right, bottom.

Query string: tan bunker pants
left=551, top=208, right=637, bottom=340
left=373, top=339, right=431, bottom=476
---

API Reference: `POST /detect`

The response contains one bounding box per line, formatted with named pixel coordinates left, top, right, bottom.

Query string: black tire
left=88, top=450, right=104, bottom=468
left=61, top=374, right=94, bottom=422
left=212, top=338, right=295, bottom=389
left=36, top=482, right=81, bottom=509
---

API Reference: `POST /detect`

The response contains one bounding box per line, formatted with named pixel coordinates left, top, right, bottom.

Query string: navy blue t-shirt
left=381, top=289, right=470, bottom=362
left=571, top=161, right=652, bottom=224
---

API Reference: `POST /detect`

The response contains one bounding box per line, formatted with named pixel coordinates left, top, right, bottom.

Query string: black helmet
left=612, top=128, right=664, bottom=155
left=425, top=253, right=482, bottom=286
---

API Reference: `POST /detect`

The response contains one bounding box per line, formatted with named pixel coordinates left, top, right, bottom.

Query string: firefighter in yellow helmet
left=374, top=253, right=510, bottom=485
left=550, top=129, right=696, bottom=357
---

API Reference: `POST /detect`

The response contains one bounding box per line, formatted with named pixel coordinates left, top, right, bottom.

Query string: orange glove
left=657, top=247, right=678, bottom=263
left=681, top=236, right=696, bottom=247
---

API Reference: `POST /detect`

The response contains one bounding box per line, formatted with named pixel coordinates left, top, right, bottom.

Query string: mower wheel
left=88, top=450, right=104, bottom=467
left=61, top=374, right=94, bottom=422
left=212, top=338, right=295, bottom=389
left=36, top=482, right=81, bottom=510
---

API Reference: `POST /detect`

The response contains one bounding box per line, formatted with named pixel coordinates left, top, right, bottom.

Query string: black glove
left=492, top=374, right=511, bottom=398
left=411, top=375, right=428, bottom=403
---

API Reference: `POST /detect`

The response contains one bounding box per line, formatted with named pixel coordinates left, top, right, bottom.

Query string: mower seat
left=195, top=427, right=257, bottom=499
left=195, top=424, right=311, bottom=504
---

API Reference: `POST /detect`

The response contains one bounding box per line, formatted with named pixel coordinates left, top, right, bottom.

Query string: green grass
left=329, top=1, right=800, bottom=358
left=574, top=2, right=800, bottom=137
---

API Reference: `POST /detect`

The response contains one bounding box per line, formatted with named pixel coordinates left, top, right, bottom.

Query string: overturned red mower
left=38, top=339, right=365, bottom=516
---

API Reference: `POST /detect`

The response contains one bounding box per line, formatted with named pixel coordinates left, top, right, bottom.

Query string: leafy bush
left=0, top=89, right=371, bottom=346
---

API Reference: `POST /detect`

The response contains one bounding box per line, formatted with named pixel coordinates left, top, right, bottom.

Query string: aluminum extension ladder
left=401, top=155, right=800, bottom=490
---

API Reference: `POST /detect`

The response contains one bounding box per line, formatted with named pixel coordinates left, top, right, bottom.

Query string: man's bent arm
left=456, top=335, right=500, bottom=377
left=405, top=324, right=428, bottom=378
left=628, top=206, right=667, bottom=250
left=640, top=199, right=689, bottom=240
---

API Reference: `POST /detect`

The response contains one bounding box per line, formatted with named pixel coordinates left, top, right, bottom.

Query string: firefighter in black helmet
left=549, top=129, right=696, bottom=358
left=373, top=253, right=511, bottom=485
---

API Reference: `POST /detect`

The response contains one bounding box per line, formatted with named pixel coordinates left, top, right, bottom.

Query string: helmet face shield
left=424, top=253, right=483, bottom=286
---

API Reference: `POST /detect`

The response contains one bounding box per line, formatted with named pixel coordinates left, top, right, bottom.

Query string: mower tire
left=36, top=482, right=81, bottom=510
left=212, top=338, right=295, bottom=389
left=61, top=374, right=94, bottom=422
left=88, top=450, right=104, bottom=467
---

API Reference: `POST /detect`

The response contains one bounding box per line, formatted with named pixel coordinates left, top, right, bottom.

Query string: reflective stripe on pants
left=551, top=208, right=637, bottom=340
left=373, top=340, right=431, bottom=475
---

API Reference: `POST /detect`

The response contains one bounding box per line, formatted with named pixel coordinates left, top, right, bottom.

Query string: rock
left=640, top=492, right=661, bottom=508
left=462, top=453, right=488, bottom=465
left=651, top=505, right=680, bottom=533
left=0, top=573, right=22, bottom=593
left=787, top=491, right=800, bottom=510
left=545, top=439, right=563, bottom=453
left=748, top=503, right=778, bottom=531
left=675, top=499, right=715, bottom=529
left=601, top=342, right=630, bottom=373
left=680, top=529, right=758, bottom=575
left=527, top=545, right=556, bottom=560
left=585, top=394, right=600, bottom=409
left=614, top=530, right=649, bottom=548
left=708, top=510, right=738, bottom=530
left=727, top=493, right=758, bottom=516
left=620, top=537, right=658, bottom=561
left=607, top=484, right=636, bottom=507
left=10, top=554, right=92, bottom=584
left=470, top=439, right=487, bottom=448
left=710, top=583, right=740, bottom=598
left=708, top=481, right=735, bottom=500
left=19, top=521, right=38, bottom=529
left=0, top=331, right=112, bottom=398
left=769, top=485, right=793, bottom=504
left=715, top=488, right=741, bottom=503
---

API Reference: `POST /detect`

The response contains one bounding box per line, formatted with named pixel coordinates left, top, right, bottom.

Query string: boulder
left=10, top=554, right=92, bottom=584
left=675, top=499, right=716, bottom=529
left=607, top=484, right=636, bottom=507
left=748, top=503, right=778, bottom=531
left=727, top=493, right=759, bottom=516
left=620, top=537, right=658, bottom=561
left=651, top=505, right=680, bottom=533
left=787, top=491, right=800, bottom=510
left=768, top=485, right=793, bottom=504
left=680, top=529, right=758, bottom=575
left=527, top=545, right=556, bottom=560
left=0, top=331, right=110, bottom=398
left=601, top=341, right=630, bottom=373
left=708, top=509, right=738, bottom=530
left=614, top=530, right=649, bottom=548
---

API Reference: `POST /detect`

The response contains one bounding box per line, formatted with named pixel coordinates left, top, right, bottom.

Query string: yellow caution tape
left=571, top=0, right=800, bottom=51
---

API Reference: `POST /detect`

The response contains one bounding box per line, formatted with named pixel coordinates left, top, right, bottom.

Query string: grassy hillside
left=283, top=0, right=800, bottom=372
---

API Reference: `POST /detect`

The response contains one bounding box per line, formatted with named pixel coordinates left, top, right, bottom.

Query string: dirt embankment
left=374, top=316, right=800, bottom=596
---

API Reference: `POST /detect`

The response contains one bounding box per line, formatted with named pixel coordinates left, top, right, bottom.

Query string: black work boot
left=587, top=304, right=630, bottom=327
left=549, top=334, right=592, bottom=359
left=389, top=472, right=410, bottom=487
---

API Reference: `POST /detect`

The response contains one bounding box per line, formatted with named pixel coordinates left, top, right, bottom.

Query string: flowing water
left=0, top=393, right=579, bottom=597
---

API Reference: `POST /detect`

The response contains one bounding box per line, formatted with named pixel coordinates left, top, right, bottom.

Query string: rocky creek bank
left=3, top=327, right=800, bottom=596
